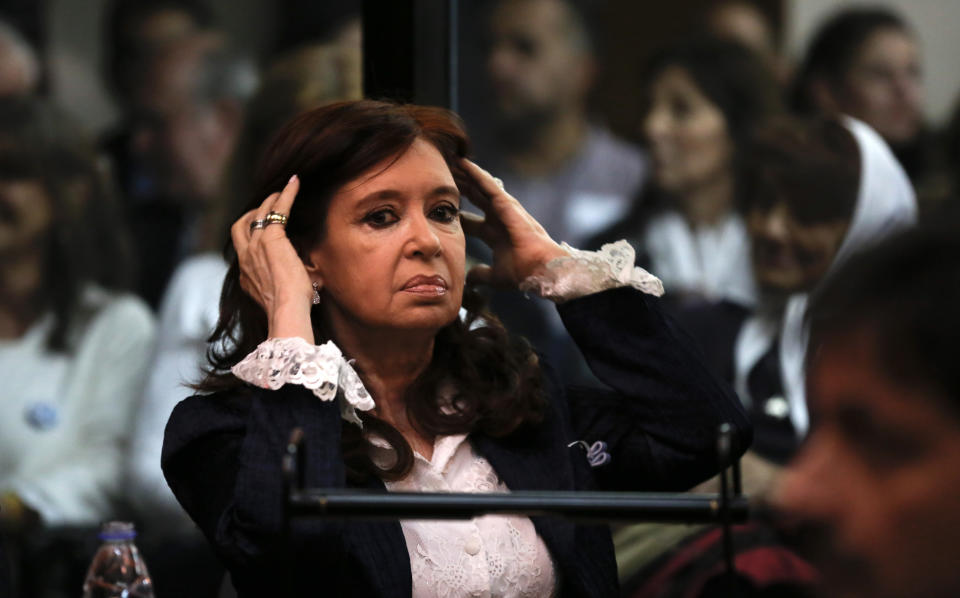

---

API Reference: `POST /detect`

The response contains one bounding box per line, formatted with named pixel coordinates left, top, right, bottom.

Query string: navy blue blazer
left=162, top=287, right=751, bottom=597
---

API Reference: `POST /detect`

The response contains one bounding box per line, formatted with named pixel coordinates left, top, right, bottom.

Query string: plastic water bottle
left=82, top=521, right=155, bottom=598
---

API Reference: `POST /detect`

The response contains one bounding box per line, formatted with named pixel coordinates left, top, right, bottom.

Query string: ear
left=303, top=251, right=325, bottom=289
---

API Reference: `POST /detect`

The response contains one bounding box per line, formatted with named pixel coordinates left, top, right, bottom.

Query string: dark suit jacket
left=675, top=300, right=800, bottom=464
left=162, top=288, right=751, bottom=597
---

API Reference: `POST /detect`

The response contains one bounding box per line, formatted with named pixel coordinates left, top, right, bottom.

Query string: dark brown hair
left=0, top=97, right=134, bottom=351
left=197, top=99, right=545, bottom=480
left=807, top=223, right=960, bottom=419
left=740, top=116, right=860, bottom=225
left=641, top=37, right=784, bottom=157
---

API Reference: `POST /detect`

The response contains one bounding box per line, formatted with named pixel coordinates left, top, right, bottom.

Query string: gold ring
left=493, top=177, right=505, bottom=191
left=249, top=219, right=268, bottom=232
left=265, top=212, right=288, bottom=226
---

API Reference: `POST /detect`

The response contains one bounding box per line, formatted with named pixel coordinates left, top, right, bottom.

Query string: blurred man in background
left=773, top=224, right=960, bottom=598
left=479, top=0, right=647, bottom=385
left=123, top=33, right=256, bottom=307
left=482, top=0, right=646, bottom=248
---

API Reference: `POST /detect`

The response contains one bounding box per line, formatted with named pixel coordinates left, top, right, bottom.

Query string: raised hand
left=230, top=175, right=315, bottom=342
left=459, top=159, right=568, bottom=289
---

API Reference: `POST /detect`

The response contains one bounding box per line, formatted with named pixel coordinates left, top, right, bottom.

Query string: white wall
left=786, top=0, right=960, bottom=126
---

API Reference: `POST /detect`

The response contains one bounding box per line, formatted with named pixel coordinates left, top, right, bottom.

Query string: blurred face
left=838, top=28, right=923, bottom=145
left=773, top=330, right=960, bottom=598
left=131, top=41, right=234, bottom=202
left=308, top=138, right=466, bottom=337
left=747, top=201, right=848, bottom=294
left=708, top=2, right=776, bottom=58
left=0, top=180, right=51, bottom=258
left=486, top=0, right=591, bottom=123
left=644, top=66, right=733, bottom=194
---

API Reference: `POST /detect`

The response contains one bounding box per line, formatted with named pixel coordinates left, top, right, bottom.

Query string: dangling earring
left=312, top=281, right=321, bottom=305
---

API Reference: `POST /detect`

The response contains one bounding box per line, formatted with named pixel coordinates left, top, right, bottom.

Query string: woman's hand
left=459, top=159, right=568, bottom=288
left=230, top=175, right=315, bottom=342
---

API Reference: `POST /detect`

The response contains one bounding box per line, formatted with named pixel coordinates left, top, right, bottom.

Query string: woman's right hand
left=230, top=175, right=316, bottom=343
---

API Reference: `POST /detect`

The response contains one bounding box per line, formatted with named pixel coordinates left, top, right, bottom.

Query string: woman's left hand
left=460, top=159, right=568, bottom=288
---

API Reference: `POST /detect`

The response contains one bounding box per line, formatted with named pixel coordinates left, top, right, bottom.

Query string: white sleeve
left=518, top=240, right=664, bottom=303
left=125, top=255, right=226, bottom=530
left=8, top=295, right=156, bottom=526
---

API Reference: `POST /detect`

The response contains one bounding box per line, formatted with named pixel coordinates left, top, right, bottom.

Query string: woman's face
left=839, top=28, right=923, bottom=145
left=747, top=200, right=848, bottom=294
left=643, top=66, right=733, bottom=194
left=307, top=138, right=465, bottom=336
left=0, top=179, right=52, bottom=258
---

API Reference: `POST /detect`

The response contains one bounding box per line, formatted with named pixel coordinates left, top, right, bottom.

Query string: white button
left=464, top=537, right=482, bottom=555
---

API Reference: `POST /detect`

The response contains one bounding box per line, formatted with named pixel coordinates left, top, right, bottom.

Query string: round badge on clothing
left=763, top=396, right=790, bottom=420
left=24, top=401, right=59, bottom=431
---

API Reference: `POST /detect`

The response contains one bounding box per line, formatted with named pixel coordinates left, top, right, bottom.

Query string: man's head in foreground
left=773, top=224, right=960, bottom=598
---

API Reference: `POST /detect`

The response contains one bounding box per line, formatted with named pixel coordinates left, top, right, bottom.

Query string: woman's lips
left=401, top=275, right=448, bottom=296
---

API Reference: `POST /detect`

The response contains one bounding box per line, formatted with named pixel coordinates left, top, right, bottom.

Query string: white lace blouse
left=230, top=241, right=662, bottom=598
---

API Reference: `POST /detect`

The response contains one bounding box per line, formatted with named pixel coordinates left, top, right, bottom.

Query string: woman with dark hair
left=0, top=97, right=155, bottom=530
left=791, top=7, right=930, bottom=185
left=621, top=38, right=783, bottom=309
left=161, top=99, right=751, bottom=597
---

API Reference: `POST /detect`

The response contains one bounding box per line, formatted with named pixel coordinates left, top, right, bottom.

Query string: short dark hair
left=199, top=100, right=546, bottom=481
left=792, top=7, right=911, bottom=114
left=808, top=223, right=960, bottom=418
left=740, top=116, right=860, bottom=223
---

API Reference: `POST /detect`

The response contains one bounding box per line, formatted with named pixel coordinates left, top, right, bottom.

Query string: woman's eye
left=364, top=208, right=399, bottom=227
left=430, top=204, right=459, bottom=223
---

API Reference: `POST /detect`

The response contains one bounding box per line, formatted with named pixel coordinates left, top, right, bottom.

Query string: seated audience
left=615, top=116, right=916, bottom=595
left=0, top=98, right=155, bottom=532
left=773, top=223, right=960, bottom=598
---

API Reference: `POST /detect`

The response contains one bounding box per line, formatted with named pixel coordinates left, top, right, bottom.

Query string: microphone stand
left=282, top=425, right=747, bottom=593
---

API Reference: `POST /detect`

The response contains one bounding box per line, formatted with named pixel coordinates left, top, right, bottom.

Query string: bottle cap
left=98, top=521, right=137, bottom=541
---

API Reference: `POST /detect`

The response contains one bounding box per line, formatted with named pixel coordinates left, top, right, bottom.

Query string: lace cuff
left=231, top=337, right=375, bottom=427
left=519, top=240, right=664, bottom=303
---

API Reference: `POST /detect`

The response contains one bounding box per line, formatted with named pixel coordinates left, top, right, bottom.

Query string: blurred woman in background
left=0, top=97, right=154, bottom=532
left=791, top=7, right=947, bottom=210
left=617, top=38, right=783, bottom=309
